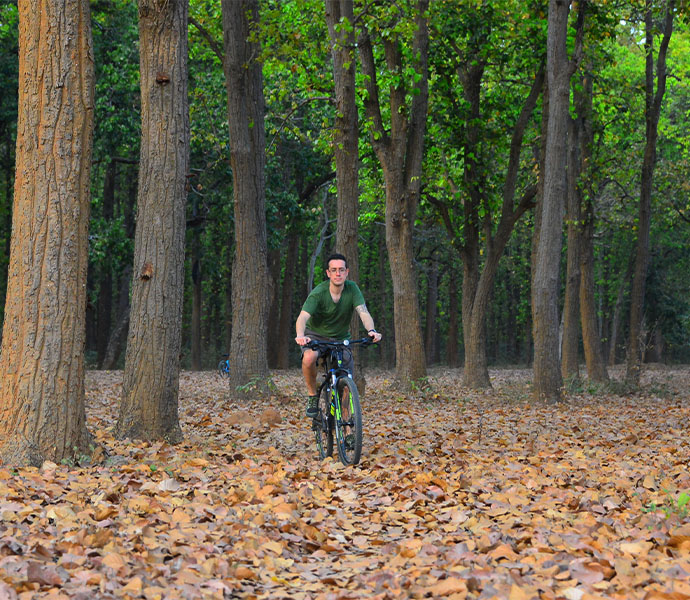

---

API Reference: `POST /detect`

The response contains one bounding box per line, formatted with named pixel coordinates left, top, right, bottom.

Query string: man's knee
left=302, top=349, right=318, bottom=369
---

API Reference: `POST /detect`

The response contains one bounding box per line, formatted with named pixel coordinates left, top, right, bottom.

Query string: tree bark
left=447, top=273, right=460, bottom=368
left=266, top=245, right=282, bottom=368
left=190, top=240, right=202, bottom=370
left=102, top=265, right=132, bottom=370
left=97, top=159, right=116, bottom=366
left=532, top=0, right=582, bottom=403
left=576, top=71, right=608, bottom=382
left=0, top=0, right=95, bottom=466
left=222, top=0, right=271, bottom=396
left=276, top=233, right=299, bottom=369
left=117, top=0, right=189, bottom=442
left=561, top=116, right=581, bottom=381
left=626, top=1, right=674, bottom=384
left=424, top=256, right=439, bottom=365
left=358, top=0, right=429, bottom=386
left=326, top=0, right=367, bottom=394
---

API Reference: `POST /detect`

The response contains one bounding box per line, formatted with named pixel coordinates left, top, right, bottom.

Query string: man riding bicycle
left=295, top=253, right=382, bottom=418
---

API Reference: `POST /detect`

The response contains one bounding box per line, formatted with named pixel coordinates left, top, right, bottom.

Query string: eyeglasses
left=328, top=268, right=347, bottom=274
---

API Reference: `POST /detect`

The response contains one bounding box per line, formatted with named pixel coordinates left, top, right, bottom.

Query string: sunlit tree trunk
left=117, top=0, right=189, bottom=442
left=222, top=0, right=271, bottom=396
left=0, top=0, right=95, bottom=466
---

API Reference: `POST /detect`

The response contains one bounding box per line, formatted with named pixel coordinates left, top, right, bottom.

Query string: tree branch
left=189, top=16, right=224, bottom=65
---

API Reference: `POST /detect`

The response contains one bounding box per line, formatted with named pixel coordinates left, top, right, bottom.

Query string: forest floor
left=0, top=365, right=689, bottom=600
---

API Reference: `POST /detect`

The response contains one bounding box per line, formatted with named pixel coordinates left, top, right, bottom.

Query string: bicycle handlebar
left=305, top=337, right=375, bottom=351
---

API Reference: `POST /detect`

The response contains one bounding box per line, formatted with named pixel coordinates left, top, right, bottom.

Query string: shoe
left=345, top=433, right=356, bottom=451
left=306, top=395, right=319, bottom=418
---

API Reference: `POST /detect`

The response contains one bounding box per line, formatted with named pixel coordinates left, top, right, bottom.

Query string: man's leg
left=302, top=349, right=319, bottom=417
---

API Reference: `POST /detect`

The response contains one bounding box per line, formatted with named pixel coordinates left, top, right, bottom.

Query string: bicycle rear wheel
left=334, top=376, right=362, bottom=465
left=313, top=385, right=333, bottom=459
left=217, top=359, right=229, bottom=379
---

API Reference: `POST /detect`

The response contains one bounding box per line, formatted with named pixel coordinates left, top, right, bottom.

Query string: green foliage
left=1, top=0, right=690, bottom=370
left=644, top=489, right=690, bottom=520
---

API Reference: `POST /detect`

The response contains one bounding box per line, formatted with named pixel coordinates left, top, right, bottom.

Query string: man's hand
left=295, top=335, right=311, bottom=346
left=368, top=330, right=382, bottom=343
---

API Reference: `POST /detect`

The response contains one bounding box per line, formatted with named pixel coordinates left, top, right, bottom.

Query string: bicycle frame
left=307, top=338, right=372, bottom=464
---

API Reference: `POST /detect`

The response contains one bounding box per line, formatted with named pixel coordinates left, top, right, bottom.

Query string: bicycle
left=306, top=337, right=373, bottom=465
left=217, top=356, right=229, bottom=379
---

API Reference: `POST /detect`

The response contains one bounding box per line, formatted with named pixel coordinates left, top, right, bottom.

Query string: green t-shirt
left=302, top=280, right=365, bottom=339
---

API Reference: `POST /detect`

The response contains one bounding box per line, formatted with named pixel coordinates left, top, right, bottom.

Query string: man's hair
left=326, top=253, right=348, bottom=269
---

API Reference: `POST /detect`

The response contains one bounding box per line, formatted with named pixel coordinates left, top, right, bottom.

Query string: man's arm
left=355, top=304, right=382, bottom=342
left=295, top=310, right=312, bottom=345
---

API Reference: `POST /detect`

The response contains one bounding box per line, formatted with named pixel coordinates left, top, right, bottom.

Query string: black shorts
left=301, top=331, right=355, bottom=375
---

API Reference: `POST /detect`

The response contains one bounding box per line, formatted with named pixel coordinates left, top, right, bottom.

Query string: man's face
left=326, top=259, right=348, bottom=286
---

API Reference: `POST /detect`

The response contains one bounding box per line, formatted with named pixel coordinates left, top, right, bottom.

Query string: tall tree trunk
left=326, top=0, right=367, bottom=394
left=190, top=238, right=202, bottom=370
left=424, top=256, right=439, bottom=365
left=447, top=273, right=460, bottom=368
left=97, top=159, right=116, bottom=366
left=608, top=257, right=634, bottom=366
left=102, top=265, right=132, bottom=370
left=0, top=0, right=95, bottom=466
left=626, top=1, right=674, bottom=384
left=266, top=245, right=282, bottom=368
left=117, top=0, right=189, bottom=442
left=222, top=0, right=271, bottom=396
left=276, top=233, right=299, bottom=369
left=561, top=116, right=581, bottom=381
left=377, top=229, right=394, bottom=368
left=576, top=71, right=608, bottom=382
left=533, top=0, right=582, bottom=403
left=579, top=207, right=608, bottom=382
left=358, top=0, right=429, bottom=386
left=432, top=65, right=543, bottom=387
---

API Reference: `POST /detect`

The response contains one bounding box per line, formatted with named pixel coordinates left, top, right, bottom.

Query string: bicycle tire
left=217, top=359, right=229, bottom=379
left=314, top=385, right=333, bottom=459
left=334, top=376, right=362, bottom=465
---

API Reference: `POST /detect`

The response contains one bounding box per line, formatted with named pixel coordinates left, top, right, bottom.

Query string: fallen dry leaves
left=0, top=364, right=689, bottom=599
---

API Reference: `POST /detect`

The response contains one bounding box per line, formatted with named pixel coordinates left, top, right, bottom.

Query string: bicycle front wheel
left=334, top=376, right=362, bottom=465
left=314, top=385, right=333, bottom=460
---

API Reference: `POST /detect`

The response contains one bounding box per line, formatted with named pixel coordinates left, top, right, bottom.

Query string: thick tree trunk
left=533, top=0, right=579, bottom=403
left=222, top=0, right=271, bottom=395
left=386, top=176, right=427, bottom=383
left=117, top=0, right=188, bottom=442
left=358, top=0, right=429, bottom=386
left=0, top=0, right=95, bottom=466
left=326, top=0, right=366, bottom=393
left=626, top=1, right=674, bottom=384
